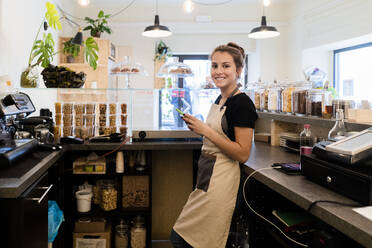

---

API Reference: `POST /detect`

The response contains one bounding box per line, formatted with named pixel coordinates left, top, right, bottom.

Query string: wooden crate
left=154, top=59, right=165, bottom=88
left=122, top=176, right=149, bottom=208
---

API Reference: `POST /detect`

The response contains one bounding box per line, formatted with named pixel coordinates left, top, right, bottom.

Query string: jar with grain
left=292, top=87, right=309, bottom=116
left=281, top=85, right=296, bottom=114
left=131, top=216, right=146, bottom=248
left=306, top=89, right=323, bottom=117
left=259, top=86, right=269, bottom=112
left=100, top=180, right=117, bottom=211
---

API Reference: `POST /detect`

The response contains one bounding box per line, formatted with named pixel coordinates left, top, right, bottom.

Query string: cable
left=192, top=0, right=232, bottom=6
left=97, top=135, right=131, bottom=160
left=55, top=0, right=137, bottom=22
left=243, top=166, right=309, bottom=247
left=307, top=200, right=360, bottom=213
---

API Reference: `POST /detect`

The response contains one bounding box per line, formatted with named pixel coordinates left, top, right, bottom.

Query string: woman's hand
left=182, top=114, right=211, bottom=136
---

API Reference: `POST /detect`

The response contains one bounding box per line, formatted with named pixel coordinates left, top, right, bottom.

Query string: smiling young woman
left=170, top=42, right=258, bottom=248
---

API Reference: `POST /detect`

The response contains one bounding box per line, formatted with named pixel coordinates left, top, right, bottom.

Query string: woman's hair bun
left=227, top=42, right=245, bottom=59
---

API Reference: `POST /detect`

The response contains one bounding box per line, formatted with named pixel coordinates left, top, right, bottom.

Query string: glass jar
left=268, top=85, right=282, bottom=113
left=131, top=216, right=146, bottom=248
left=292, top=88, right=309, bottom=116
left=332, top=99, right=355, bottom=120
left=93, top=179, right=104, bottom=205
left=260, top=87, right=269, bottom=112
left=100, top=180, right=117, bottom=211
left=322, top=91, right=333, bottom=119
left=281, top=85, right=295, bottom=114
left=254, top=86, right=261, bottom=110
left=20, top=65, right=38, bottom=88
left=306, top=89, right=323, bottom=117
left=115, top=221, right=129, bottom=248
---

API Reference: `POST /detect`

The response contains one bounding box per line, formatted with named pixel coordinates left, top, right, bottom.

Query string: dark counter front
left=0, top=149, right=64, bottom=198
left=243, top=142, right=372, bottom=247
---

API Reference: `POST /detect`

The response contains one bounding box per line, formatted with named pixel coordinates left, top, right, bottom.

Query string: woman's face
left=211, top=51, right=241, bottom=89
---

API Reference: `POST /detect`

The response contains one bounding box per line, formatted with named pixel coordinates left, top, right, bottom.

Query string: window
left=158, top=54, right=248, bottom=130
left=334, top=42, right=372, bottom=101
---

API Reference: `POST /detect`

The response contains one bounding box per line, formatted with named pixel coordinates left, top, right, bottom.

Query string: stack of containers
left=54, top=102, right=62, bottom=140
left=99, top=103, right=108, bottom=135
left=85, top=103, right=96, bottom=137
left=62, top=103, right=74, bottom=137
left=74, top=104, right=85, bottom=138
left=292, top=82, right=311, bottom=116
left=120, top=103, right=128, bottom=136
left=109, top=103, right=117, bottom=134
left=254, top=83, right=262, bottom=110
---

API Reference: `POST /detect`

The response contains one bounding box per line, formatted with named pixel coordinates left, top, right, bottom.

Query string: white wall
left=285, top=0, right=372, bottom=82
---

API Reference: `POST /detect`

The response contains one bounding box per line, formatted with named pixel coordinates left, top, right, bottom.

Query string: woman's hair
left=211, top=42, right=245, bottom=69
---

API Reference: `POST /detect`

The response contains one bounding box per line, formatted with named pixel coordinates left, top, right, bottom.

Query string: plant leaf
left=45, top=2, right=61, bottom=30
left=84, top=37, right=99, bottom=70
left=98, top=10, right=104, bottom=18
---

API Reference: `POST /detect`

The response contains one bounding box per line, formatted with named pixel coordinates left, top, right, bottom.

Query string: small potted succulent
left=63, top=38, right=81, bottom=63
left=83, top=10, right=112, bottom=38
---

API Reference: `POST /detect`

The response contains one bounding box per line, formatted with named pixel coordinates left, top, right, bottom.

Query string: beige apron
left=173, top=91, right=240, bottom=248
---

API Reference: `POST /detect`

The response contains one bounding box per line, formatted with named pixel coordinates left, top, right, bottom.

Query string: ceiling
left=84, top=0, right=292, bottom=6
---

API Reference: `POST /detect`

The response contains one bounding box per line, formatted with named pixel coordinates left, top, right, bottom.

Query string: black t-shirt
left=215, top=93, right=258, bottom=141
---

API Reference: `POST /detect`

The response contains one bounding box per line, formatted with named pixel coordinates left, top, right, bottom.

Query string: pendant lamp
left=142, top=0, right=172, bottom=38
left=248, top=2, right=279, bottom=39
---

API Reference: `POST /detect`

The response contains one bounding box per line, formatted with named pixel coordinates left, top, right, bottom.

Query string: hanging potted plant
left=63, top=38, right=81, bottom=63
left=83, top=10, right=112, bottom=38
left=21, top=2, right=62, bottom=88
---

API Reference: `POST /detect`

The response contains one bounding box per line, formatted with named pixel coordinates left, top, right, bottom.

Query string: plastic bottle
left=328, top=109, right=347, bottom=141
left=300, top=124, right=314, bottom=156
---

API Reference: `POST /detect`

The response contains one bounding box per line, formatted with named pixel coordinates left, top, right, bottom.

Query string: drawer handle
left=326, top=176, right=332, bottom=183
left=28, top=184, right=54, bottom=204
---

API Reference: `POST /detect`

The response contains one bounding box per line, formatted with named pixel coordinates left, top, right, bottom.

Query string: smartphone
left=175, top=108, right=185, bottom=116
left=272, top=163, right=301, bottom=174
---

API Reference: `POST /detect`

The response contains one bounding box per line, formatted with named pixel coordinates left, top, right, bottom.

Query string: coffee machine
left=0, top=92, right=39, bottom=166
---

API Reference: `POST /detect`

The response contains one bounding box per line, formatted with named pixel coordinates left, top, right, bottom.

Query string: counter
left=244, top=142, right=372, bottom=247
left=0, top=140, right=202, bottom=198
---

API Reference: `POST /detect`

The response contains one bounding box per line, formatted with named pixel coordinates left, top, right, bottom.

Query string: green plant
left=84, top=37, right=99, bottom=70
left=155, top=40, right=172, bottom=61
left=22, top=2, right=62, bottom=87
left=83, top=10, right=112, bottom=38
left=63, top=38, right=81, bottom=58
left=28, top=2, right=62, bottom=68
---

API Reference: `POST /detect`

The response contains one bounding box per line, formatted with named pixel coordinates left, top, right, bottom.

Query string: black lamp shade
left=72, top=28, right=83, bottom=45
left=142, top=15, right=172, bottom=38
left=248, top=16, right=280, bottom=39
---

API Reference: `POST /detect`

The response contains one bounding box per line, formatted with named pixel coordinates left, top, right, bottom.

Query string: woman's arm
left=182, top=114, right=254, bottom=163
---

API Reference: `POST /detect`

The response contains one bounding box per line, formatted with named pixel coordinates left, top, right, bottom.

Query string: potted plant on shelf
left=83, top=10, right=112, bottom=38
left=63, top=38, right=81, bottom=63
left=155, top=40, right=172, bottom=61
left=21, top=1, right=62, bottom=88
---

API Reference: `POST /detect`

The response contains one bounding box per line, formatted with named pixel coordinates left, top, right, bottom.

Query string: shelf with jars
left=64, top=148, right=152, bottom=248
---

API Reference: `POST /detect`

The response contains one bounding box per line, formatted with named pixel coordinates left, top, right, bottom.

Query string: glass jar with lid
left=131, top=216, right=146, bottom=248
left=100, top=180, right=117, bottom=211
left=254, top=84, right=262, bottom=110
left=322, top=90, right=333, bottom=119
left=259, top=84, right=269, bottom=112
left=281, top=84, right=296, bottom=114
left=268, top=83, right=282, bottom=113
left=93, top=179, right=104, bottom=205
left=115, top=220, right=129, bottom=248
left=306, top=89, right=324, bottom=117
left=292, top=86, right=310, bottom=116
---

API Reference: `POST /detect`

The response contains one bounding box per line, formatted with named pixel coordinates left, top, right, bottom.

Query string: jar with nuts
left=131, top=216, right=146, bottom=248
left=100, top=180, right=117, bottom=211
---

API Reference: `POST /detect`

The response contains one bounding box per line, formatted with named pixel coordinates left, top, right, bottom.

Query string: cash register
left=301, top=128, right=372, bottom=205
left=0, top=92, right=39, bottom=167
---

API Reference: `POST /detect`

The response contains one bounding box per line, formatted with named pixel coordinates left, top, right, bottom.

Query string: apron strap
left=220, top=83, right=241, bottom=111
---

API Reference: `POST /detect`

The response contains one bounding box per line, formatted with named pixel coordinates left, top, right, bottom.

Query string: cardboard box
left=73, top=224, right=111, bottom=248
left=75, top=218, right=106, bottom=233
left=122, top=176, right=149, bottom=208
